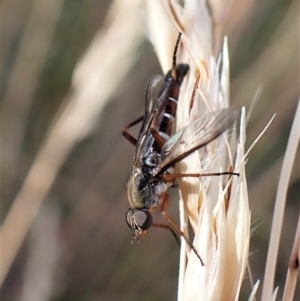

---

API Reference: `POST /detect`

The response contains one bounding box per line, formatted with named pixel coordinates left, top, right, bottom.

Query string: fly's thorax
left=141, top=152, right=161, bottom=169
left=127, top=170, right=168, bottom=209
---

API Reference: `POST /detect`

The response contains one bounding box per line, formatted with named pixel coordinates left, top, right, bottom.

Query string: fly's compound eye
left=125, top=209, right=153, bottom=231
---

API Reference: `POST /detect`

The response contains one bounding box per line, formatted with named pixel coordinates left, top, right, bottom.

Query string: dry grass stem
left=282, top=212, right=300, bottom=301
left=231, top=0, right=299, bottom=112
left=243, top=114, right=276, bottom=160
left=0, top=0, right=297, bottom=299
left=0, top=0, right=143, bottom=286
left=19, top=205, right=61, bottom=301
left=0, top=0, right=64, bottom=201
left=261, top=99, right=300, bottom=301
left=148, top=1, right=251, bottom=300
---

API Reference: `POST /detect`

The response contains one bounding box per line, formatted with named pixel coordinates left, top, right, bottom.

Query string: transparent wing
left=153, top=108, right=238, bottom=176
left=144, top=75, right=165, bottom=118
left=133, top=75, right=165, bottom=164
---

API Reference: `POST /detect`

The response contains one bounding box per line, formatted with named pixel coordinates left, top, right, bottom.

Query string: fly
left=122, top=33, right=238, bottom=266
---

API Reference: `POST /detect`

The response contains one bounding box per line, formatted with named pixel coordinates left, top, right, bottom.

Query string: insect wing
left=153, top=108, right=238, bottom=176
left=133, top=75, right=165, bottom=164
left=145, top=76, right=165, bottom=117
left=139, top=75, right=165, bottom=135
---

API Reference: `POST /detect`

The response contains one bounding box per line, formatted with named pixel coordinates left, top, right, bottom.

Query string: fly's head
left=125, top=208, right=153, bottom=243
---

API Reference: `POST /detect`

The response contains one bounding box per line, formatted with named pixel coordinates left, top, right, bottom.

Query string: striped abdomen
left=155, top=64, right=189, bottom=150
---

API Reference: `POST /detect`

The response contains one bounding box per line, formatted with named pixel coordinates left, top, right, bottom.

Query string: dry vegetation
left=0, top=0, right=299, bottom=300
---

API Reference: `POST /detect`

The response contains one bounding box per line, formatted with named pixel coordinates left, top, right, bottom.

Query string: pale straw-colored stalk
left=262, top=99, right=300, bottom=301
left=147, top=1, right=300, bottom=301
left=0, top=0, right=64, bottom=201
left=147, top=1, right=250, bottom=300
left=0, top=0, right=144, bottom=286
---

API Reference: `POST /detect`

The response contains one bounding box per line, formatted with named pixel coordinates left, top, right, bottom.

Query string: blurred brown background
left=0, top=0, right=299, bottom=300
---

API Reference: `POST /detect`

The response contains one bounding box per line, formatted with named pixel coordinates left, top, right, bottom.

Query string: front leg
left=160, top=194, right=204, bottom=266
left=152, top=222, right=180, bottom=246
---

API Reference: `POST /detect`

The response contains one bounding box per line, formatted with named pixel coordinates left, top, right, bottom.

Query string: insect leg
left=122, top=115, right=144, bottom=146
left=162, top=171, right=239, bottom=182
left=160, top=194, right=204, bottom=266
left=152, top=222, right=181, bottom=246
left=149, top=126, right=166, bottom=148
left=171, top=32, right=182, bottom=80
